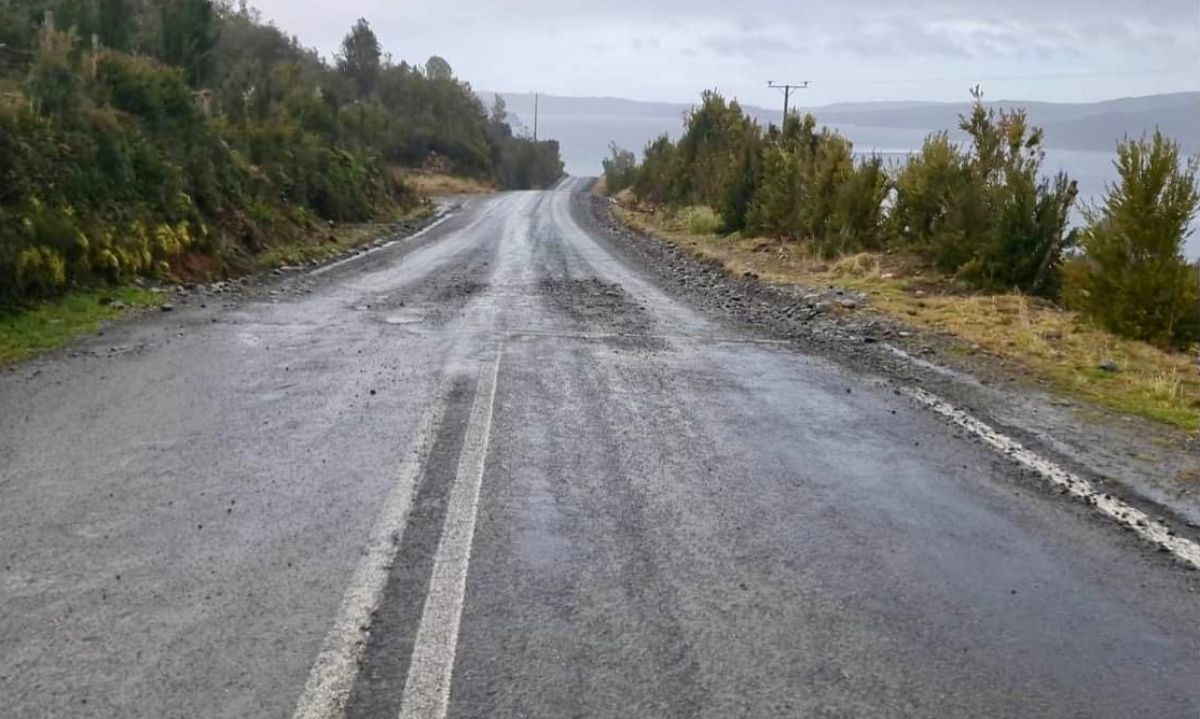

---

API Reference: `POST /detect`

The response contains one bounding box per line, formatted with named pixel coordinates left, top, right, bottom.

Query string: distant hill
left=482, top=93, right=691, bottom=119
left=808, top=93, right=1200, bottom=153
left=485, top=91, right=1200, bottom=154
left=1039, top=104, right=1200, bottom=153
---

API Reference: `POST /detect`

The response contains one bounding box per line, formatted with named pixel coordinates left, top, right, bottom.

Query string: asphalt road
left=1, top=179, right=1196, bottom=718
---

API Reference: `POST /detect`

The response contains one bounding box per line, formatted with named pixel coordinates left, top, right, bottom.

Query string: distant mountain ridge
left=484, top=91, right=1200, bottom=154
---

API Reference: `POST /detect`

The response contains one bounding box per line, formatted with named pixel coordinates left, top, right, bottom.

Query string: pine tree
left=1066, top=132, right=1200, bottom=348
left=337, top=19, right=381, bottom=99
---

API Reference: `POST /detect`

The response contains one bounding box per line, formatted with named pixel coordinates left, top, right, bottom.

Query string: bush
left=797, top=130, right=855, bottom=254
left=613, top=87, right=1198, bottom=354
left=672, top=91, right=761, bottom=208
left=830, top=155, right=890, bottom=254
left=633, top=134, right=677, bottom=205
left=26, top=23, right=80, bottom=120
left=1064, top=132, right=1200, bottom=349
left=682, top=206, right=721, bottom=235
left=602, top=143, right=638, bottom=196
left=742, top=118, right=886, bottom=256
left=93, top=52, right=198, bottom=132
left=891, top=131, right=967, bottom=265
left=891, top=91, right=1077, bottom=296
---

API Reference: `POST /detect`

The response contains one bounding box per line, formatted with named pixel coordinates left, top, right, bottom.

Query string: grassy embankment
left=251, top=168, right=498, bottom=270
left=0, top=173, right=493, bottom=366
left=612, top=195, right=1199, bottom=432
left=251, top=204, right=436, bottom=270
left=0, top=286, right=160, bottom=365
left=395, top=169, right=498, bottom=197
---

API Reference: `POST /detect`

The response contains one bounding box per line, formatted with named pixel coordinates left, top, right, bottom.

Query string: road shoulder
left=571, top=183, right=1200, bottom=543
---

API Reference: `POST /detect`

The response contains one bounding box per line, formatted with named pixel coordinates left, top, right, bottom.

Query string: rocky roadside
left=98, top=203, right=460, bottom=329
left=155, top=206, right=454, bottom=309
left=577, top=189, right=1200, bottom=544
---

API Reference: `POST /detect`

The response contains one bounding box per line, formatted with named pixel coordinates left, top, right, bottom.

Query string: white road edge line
left=308, top=207, right=457, bottom=278
left=290, top=381, right=451, bottom=719
left=398, top=347, right=503, bottom=719
left=903, top=386, right=1200, bottom=570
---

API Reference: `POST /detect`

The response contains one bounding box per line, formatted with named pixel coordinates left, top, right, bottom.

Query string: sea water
left=533, top=112, right=1199, bottom=258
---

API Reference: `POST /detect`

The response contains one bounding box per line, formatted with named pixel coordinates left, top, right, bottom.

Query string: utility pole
left=533, top=92, right=539, bottom=142
left=767, top=80, right=810, bottom=123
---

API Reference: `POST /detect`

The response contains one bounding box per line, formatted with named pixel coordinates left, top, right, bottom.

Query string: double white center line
left=292, top=347, right=503, bottom=719
left=398, top=350, right=502, bottom=719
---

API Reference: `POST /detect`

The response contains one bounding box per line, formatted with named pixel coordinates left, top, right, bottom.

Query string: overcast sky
left=249, top=0, right=1200, bottom=106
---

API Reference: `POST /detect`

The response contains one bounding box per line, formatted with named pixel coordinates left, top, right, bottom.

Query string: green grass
left=0, top=286, right=160, bottom=365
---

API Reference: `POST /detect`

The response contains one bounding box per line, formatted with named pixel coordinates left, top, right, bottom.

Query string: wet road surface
left=1, top=180, right=1197, bottom=718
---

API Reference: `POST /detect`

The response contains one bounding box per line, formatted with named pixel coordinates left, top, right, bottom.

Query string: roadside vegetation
left=604, top=89, right=1200, bottom=430
left=0, top=286, right=159, bottom=364
left=0, top=0, right=563, bottom=312
left=396, top=170, right=498, bottom=197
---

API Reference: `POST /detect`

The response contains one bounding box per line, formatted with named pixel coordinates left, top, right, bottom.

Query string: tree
left=0, top=3, right=563, bottom=306
left=98, top=0, right=138, bottom=51
left=633, top=134, right=678, bottom=205
left=160, top=0, right=219, bottom=87
left=672, top=91, right=757, bottom=207
left=27, top=19, right=80, bottom=120
left=602, top=143, right=637, bottom=195
left=487, top=95, right=511, bottom=136
left=891, top=89, right=1077, bottom=295
left=425, top=55, right=452, bottom=82
left=1065, top=132, right=1200, bottom=348
left=337, top=18, right=381, bottom=99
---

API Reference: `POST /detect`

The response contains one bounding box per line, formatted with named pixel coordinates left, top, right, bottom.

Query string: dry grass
left=615, top=202, right=1200, bottom=432
left=394, top=168, right=496, bottom=197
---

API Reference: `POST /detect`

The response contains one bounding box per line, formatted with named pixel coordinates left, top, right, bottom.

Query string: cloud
left=247, top=0, right=1200, bottom=103
left=704, top=33, right=799, bottom=59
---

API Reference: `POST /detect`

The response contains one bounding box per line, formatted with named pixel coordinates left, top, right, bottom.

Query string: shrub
left=746, top=119, right=886, bottom=256
left=798, top=130, right=855, bottom=254
left=891, top=131, right=967, bottom=265
left=716, top=123, right=766, bottom=233
left=830, top=155, right=890, bottom=254
left=602, top=143, right=638, bottom=196
left=26, top=23, right=80, bottom=120
left=633, top=134, right=678, bottom=205
left=93, top=52, right=198, bottom=131
left=745, top=114, right=818, bottom=239
left=682, top=206, right=721, bottom=235
left=1064, top=132, right=1200, bottom=349
left=891, top=91, right=1077, bottom=296
left=672, top=91, right=762, bottom=209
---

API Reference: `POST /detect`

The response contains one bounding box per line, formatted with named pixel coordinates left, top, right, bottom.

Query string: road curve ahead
left=1, top=179, right=1196, bottom=718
